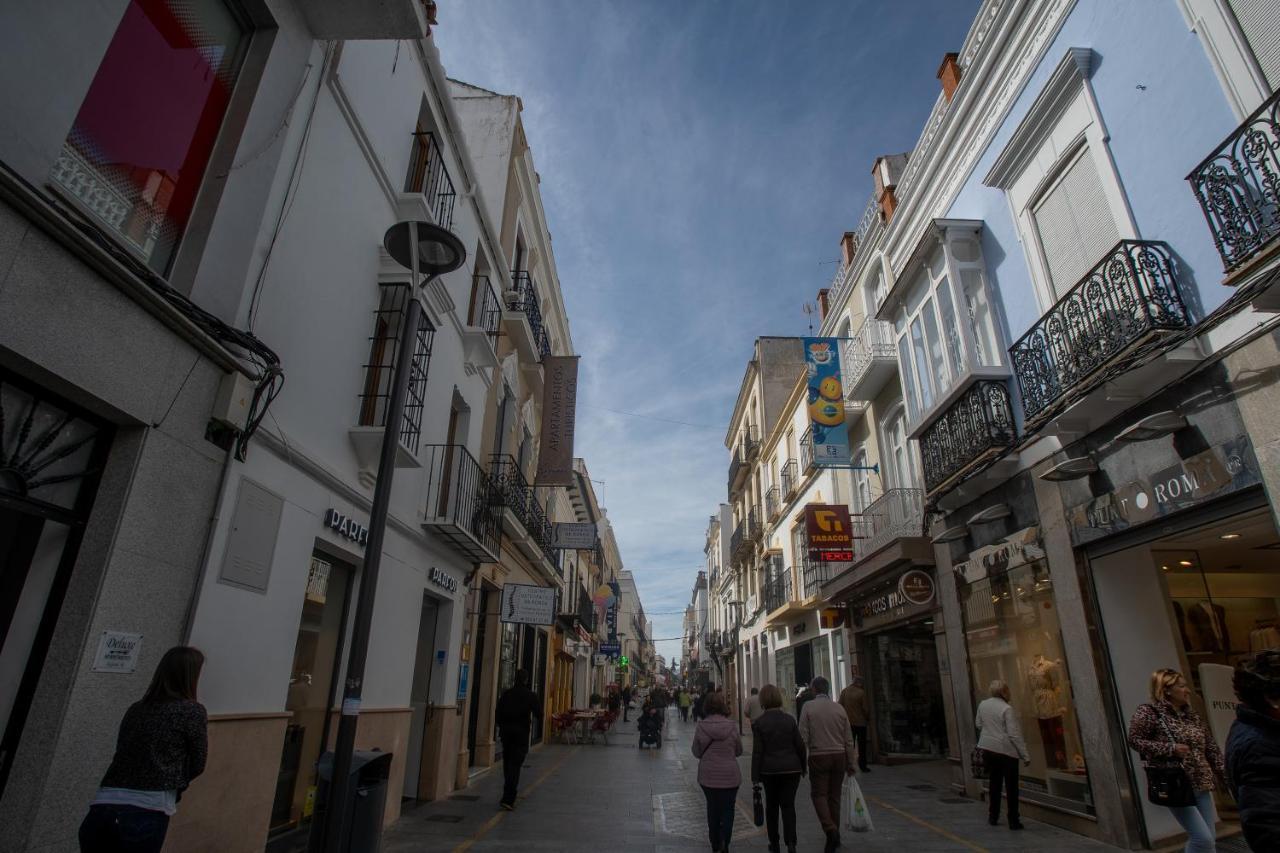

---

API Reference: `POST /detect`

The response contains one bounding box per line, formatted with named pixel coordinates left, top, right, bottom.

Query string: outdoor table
left=572, top=710, right=600, bottom=744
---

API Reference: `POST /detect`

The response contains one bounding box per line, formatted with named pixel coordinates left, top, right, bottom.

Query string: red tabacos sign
left=805, top=504, right=854, bottom=562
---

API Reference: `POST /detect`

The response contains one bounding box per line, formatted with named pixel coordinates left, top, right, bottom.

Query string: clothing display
left=1028, top=655, right=1065, bottom=719
left=1037, top=716, right=1068, bottom=770
left=1249, top=625, right=1280, bottom=652
left=1184, top=601, right=1230, bottom=652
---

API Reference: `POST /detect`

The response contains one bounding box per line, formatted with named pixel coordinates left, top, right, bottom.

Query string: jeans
left=851, top=725, right=869, bottom=770
left=761, top=772, right=801, bottom=846
left=680, top=706, right=689, bottom=722
left=983, top=750, right=1020, bottom=825
left=701, top=784, right=738, bottom=849
left=79, top=804, right=170, bottom=853
left=808, top=753, right=848, bottom=834
left=501, top=737, right=529, bottom=806
left=1168, top=790, right=1217, bottom=853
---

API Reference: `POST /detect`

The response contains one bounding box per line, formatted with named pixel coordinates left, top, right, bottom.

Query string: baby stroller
left=638, top=707, right=662, bottom=749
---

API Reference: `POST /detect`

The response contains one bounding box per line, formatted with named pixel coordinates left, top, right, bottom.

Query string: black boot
left=824, top=830, right=839, bottom=853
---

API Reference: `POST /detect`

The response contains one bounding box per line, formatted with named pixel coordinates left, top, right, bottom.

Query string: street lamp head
left=383, top=220, right=466, bottom=276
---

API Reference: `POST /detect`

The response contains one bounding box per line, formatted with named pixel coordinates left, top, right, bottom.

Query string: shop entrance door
left=270, top=554, right=352, bottom=833
left=774, top=647, right=796, bottom=715
left=404, top=593, right=440, bottom=800
left=795, top=640, right=813, bottom=688
left=468, top=588, right=491, bottom=766
left=866, top=619, right=947, bottom=758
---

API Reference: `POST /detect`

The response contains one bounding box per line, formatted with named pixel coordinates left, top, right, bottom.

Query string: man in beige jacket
left=838, top=676, right=871, bottom=772
left=798, top=676, right=857, bottom=853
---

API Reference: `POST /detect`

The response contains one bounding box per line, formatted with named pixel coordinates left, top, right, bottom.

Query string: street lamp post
left=318, top=221, right=464, bottom=853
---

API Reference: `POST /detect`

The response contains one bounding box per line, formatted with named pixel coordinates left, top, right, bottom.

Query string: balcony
left=461, top=274, right=501, bottom=370
left=765, top=486, right=781, bottom=521
left=780, top=459, right=799, bottom=499
left=727, top=425, right=758, bottom=497
left=488, top=454, right=560, bottom=577
left=1188, top=88, right=1280, bottom=278
left=731, top=516, right=757, bottom=561
left=502, top=271, right=552, bottom=364
left=763, top=570, right=792, bottom=615
left=802, top=557, right=834, bottom=599
left=1010, top=241, right=1191, bottom=426
left=856, top=488, right=926, bottom=560
left=404, top=131, right=457, bottom=231
left=299, top=0, right=430, bottom=39
left=748, top=507, right=763, bottom=542
left=421, top=445, right=500, bottom=564
left=800, top=427, right=816, bottom=475
left=841, top=317, right=897, bottom=403
left=920, top=380, right=1016, bottom=499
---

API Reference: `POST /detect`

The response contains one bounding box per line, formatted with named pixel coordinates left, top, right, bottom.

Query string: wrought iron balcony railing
left=730, top=522, right=746, bottom=560
left=856, top=488, right=925, bottom=560
left=357, top=284, right=434, bottom=455
left=828, top=193, right=883, bottom=311
left=507, top=271, right=552, bottom=359
left=765, top=485, right=781, bottom=521
left=840, top=317, right=897, bottom=399
left=1009, top=240, right=1191, bottom=424
left=780, top=459, right=798, bottom=498
left=727, top=425, right=758, bottom=497
left=1188, top=88, right=1280, bottom=274
left=800, top=427, right=815, bottom=474
left=468, top=274, right=502, bottom=337
left=488, top=453, right=533, bottom=527
left=802, top=557, right=834, bottom=598
left=421, top=444, right=500, bottom=563
left=748, top=507, right=762, bottom=541
left=920, top=380, right=1016, bottom=496
left=406, top=131, right=457, bottom=230
left=764, top=570, right=792, bottom=614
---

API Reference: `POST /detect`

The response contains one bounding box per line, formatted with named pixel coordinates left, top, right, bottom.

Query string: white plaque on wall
left=92, top=631, right=143, bottom=673
left=499, top=583, right=556, bottom=626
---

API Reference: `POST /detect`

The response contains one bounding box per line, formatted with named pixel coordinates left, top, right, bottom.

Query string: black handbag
left=970, top=747, right=987, bottom=779
left=1143, top=709, right=1197, bottom=808
left=753, top=785, right=764, bottom=826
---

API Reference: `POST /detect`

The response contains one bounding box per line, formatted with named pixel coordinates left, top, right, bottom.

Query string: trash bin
left=307, top=749, right=394, bottom=853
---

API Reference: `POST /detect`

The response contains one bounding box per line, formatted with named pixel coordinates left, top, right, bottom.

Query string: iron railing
left=406, top=131, right=457, bottom=230
left=748, top=506, right=762, bottom=541
left=507, top=271, right=552, bottom=359
left=468, top=274, right=502, bottom=337
left=764, top=569, right=792, bottom=614
left=802, top=556, right=834, bottom=598
left=1187, top=88, right=1280, bottom=273
left=357, top=284, right=434, bottom=455
left=730, top=522, right=746, bottom=560
left=840, top=317, right=896, bottom=399
left=780, top=459, right=798, bottom=497
left=827, top=193, right=883, bottom=311
left=800, top=427, right=815, bottom=474
left=920, top=381, right=1016, bottom=495
left=856, top=488, right=925, bottom=559
left=489, top=451, right=557, bottom=568
left=1009, top=240, right=1191, bottom=423
left=727, top=425, right=758, bottom=497
left=421, top=444, right=500, bottom=560
left=765, top=485, right=781, bottom=520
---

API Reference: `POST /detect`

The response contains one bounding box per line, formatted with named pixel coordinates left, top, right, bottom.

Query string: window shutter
left=1229, top=0, right=1280, bottom=90
left=1032, top=149, right=1121, bottom=299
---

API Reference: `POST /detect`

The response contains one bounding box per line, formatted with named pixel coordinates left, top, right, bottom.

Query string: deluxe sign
left=324, top=508, right=368, bottom=548
left=805, top=504, right=854, bottom=562
left=500, top=583, right=556, bottom=626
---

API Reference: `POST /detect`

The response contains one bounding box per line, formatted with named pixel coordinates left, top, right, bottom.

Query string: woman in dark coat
left=1227, top=650, right=1280, bottom=852
left=751, top=684, right=807, bottom=853
left=80, top=647, right=208, bottom=853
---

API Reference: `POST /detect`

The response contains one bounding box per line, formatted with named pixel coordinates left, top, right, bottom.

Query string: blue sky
left=438, top=0, right=982, bottom=667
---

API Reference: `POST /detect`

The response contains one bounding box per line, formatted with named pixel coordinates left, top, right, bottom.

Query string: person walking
left=679, top=688, right=692, bottom=722
left=797, top=677, right=855, bottom=853
left=745, top=687, right=764, bottom=725
left=692, top=691, right=743, bottom=853
left=1129, top=668, right=1224, bottom=853
left=976, top=680, right=1029, bottom=830
left=838, top=676, right=871, bottom=772
left=79, top=646, right=208, bottom=853
left=1227, top=650, right=1280, bottom=851
left=495, top=670, right=543, bottom=811
left=751, top=684, right=806, bottom=853
left=622, top=685, right=633, bottom=722
left=795, top=683, right=815, bottom=722
left=692, top=689, right=706, bottom=722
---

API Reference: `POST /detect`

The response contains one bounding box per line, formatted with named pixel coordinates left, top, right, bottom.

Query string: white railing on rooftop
left=827, top=194, right=884, bottom=319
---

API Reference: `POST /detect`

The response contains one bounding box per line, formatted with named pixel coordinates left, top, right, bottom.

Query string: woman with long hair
left=751, top=684, right=806, bottom=853
left=1128, top=668, right=1223, bottom=853
left=692, top=690, right=743, bottom=853
left=79, top=646, right=208, bottom=853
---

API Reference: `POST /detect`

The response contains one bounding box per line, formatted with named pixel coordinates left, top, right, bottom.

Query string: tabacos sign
left=805, top=504, right=855, bottom=562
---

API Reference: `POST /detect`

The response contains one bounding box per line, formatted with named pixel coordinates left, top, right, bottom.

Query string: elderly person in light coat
left=976, top=680, right=1030, bottom=830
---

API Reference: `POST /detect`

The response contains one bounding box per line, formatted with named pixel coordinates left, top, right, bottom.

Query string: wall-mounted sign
left=953, top=527, right=1044, bottom=585
left=852, top=568, right=938, bottom=631
left=599, top=642, right=621, bottom=658
left=899, top=569, right=936, bottom=605
left=1066, top=434, right=1259, bottom=546
left=428, top=566, right=458, bottom=595
left=92, top=631, right=143, bottom=673
left=594, top=653, right=610, bottom=666
left=536, top=356, right=580, bottom=486
left=324, top=507, right=368, bottom=548
left=553, top=522, right=597, bottom=550
left=802, top=338, right=850, bottom=466
left=805, top=504, right=855, bottom=562
left=500, top=583, right=556, bottom=626
left=457, top=662, right=469, bottom=701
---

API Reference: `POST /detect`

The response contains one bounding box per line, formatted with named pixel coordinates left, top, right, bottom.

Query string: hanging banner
left=536, top=356, right=579, bottom=486
left=802, top=338, right=849, bottom=466
left=500, top=583, right=556, bottom=625
left=805, top=504, right=855, bottom=562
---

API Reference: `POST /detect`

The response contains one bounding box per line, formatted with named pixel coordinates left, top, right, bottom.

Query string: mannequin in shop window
left=1180, top=600, right=1230, bottom=653
left=1028, top=648, right=1068, bottom=770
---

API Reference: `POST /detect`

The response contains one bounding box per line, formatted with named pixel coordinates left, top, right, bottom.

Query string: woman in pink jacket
left=692, top=691, right=744, bottom=853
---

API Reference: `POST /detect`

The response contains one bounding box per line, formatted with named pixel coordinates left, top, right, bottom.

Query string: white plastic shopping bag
left=842, top=775, right=874, bottom=832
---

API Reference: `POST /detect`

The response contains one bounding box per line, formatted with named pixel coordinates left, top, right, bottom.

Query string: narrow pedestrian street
left=384, top=710, right=1118, bottom=852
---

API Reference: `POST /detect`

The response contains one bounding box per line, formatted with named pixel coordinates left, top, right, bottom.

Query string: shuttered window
left=1229, top=0, right=1280, bottom=90
left=1032, top=148, right=1121, bottom=299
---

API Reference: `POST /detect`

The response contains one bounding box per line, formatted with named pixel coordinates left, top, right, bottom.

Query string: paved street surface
left=384, top=709, right=1120, bottom=852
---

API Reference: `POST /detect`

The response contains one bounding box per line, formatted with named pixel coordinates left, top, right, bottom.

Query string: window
left=358, top=285, right=434, bottom=455
left=50, top=0, right=248, bottom=273
left=1031, top=147, right=1121, bottom=299
left=880, top=405, right=917, bottom=490
left=851, top=447, right=873, bottom=513
left=1182, top=0, right=1278, bottom=117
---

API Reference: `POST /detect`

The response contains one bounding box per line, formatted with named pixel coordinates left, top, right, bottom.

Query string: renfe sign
left=805, top=504, right=855, bottom=562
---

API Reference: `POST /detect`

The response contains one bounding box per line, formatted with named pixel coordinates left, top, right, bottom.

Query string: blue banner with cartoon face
left=803, top=337, right=849, bottom=467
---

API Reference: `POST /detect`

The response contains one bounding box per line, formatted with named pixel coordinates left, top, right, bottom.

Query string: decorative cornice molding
left=984, top=47, right=1095, bottom=188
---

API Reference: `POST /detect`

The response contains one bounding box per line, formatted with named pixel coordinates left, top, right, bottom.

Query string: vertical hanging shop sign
left=536, top=356, right=579, bottom=486
left=802, top=338, right=849, bottom=466
left=805, top=504, right=855, bottom=561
